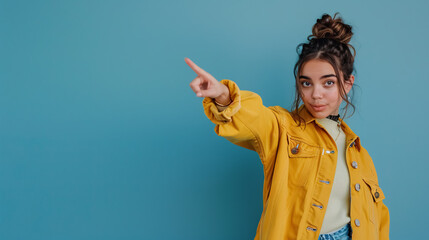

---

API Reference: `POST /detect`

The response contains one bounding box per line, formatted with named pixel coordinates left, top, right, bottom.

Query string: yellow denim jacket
left=202, top=79, right=390, bottom=240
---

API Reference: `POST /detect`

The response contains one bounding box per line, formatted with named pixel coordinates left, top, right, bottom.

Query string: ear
left=345, top=74, right=355, bottom=94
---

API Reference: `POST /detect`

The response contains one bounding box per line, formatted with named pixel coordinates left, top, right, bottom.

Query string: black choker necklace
left=326, top=114, right=340, bottom=122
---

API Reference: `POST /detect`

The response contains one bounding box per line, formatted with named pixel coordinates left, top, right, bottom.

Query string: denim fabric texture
left=318, top=222, right=352, bottom=240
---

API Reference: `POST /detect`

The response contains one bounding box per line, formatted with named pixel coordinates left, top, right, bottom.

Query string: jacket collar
left=296, top=104, right=361, bottom=151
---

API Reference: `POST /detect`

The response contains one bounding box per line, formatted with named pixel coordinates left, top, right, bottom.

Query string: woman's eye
left=301, top=81, right=311, bottom=87
left=326, top=80, right=335, bottom=86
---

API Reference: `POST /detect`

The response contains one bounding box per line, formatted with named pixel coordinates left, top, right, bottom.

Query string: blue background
left=1, top=0, right=428, bottom=239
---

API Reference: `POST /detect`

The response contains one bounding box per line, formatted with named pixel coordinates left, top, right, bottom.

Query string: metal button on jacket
left=375, top=191, right=380, bottom=199
left=355, top=183, right=361, bottom=191
left=355, top=219, right=361, bottom=227
left=291, top=147, right=299, bottom=154
left=352, top=161, right=358, bottom=169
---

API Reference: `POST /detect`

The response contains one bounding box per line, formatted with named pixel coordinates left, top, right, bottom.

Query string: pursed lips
left=311, top=104, right=326, bottom=107
left=310, top=104, right=327, bottom=111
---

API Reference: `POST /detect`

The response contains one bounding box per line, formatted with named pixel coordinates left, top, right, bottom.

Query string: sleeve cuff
left=202, top=79, right=241, bottom=125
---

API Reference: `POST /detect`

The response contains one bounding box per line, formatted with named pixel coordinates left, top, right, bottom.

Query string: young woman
left=185, top=12, right=390, bottom=240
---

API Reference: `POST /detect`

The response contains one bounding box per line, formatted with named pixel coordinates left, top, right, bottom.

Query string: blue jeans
left=318, top=222, right=352, bottom=240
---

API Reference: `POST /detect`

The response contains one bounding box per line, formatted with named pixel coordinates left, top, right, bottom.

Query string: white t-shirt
left=316, top=117, right=351, bottom=234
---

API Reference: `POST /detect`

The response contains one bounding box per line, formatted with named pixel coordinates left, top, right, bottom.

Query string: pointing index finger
left=184, top=57, right=209, bottom=77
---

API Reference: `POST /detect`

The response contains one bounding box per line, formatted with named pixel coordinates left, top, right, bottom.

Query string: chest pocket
left=362, top=177, right=386, bottom=226
left=287, top=135, right=320, bottom=187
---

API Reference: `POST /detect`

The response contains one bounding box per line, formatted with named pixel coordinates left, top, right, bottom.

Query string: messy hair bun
left=292, top=12, right=357, bottom=124
left=309, top=12, right=353, bottom=46
left=304, top=12, right=356, bottom=58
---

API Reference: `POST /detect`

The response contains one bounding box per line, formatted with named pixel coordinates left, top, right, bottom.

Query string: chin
left=307, top=107, right=331, bottom=119
left=311, top=111, right=329, bottom=119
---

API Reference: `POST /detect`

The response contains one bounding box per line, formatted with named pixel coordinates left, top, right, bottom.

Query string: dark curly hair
left=292, top=12, right=356, bottom=125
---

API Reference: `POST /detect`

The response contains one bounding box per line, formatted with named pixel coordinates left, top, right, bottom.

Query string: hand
left=185, top=58, right=229, bottom=100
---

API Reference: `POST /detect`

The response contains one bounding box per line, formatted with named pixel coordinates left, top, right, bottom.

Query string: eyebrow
left=299, top=74, right=337, bottom=80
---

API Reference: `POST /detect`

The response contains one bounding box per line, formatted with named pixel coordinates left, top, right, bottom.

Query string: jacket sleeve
left=379, top=201, right=390, bottom=239
left=202, top=79, right=282, bottom=164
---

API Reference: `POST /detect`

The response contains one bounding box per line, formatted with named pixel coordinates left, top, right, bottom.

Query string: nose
left=311, top=85, right=323, bottom=100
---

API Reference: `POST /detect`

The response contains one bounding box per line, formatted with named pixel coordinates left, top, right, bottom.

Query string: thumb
left=197, top=87, right=218, bottom=98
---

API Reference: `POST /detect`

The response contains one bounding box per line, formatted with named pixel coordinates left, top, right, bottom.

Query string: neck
left=326, top=114, right=340, bottom=122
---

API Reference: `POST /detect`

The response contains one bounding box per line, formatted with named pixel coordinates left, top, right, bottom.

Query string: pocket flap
left=362, top=178, right=386, bottom=203
left=287, top=135, right=319, bottom=158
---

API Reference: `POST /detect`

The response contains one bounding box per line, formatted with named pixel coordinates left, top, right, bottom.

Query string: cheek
left=300, top=89, right=310, bottom=101
left=327, top=89, right=341, bottom=102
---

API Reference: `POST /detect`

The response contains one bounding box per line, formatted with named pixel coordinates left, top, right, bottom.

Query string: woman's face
left=298, top=59, right=354, bottom=119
